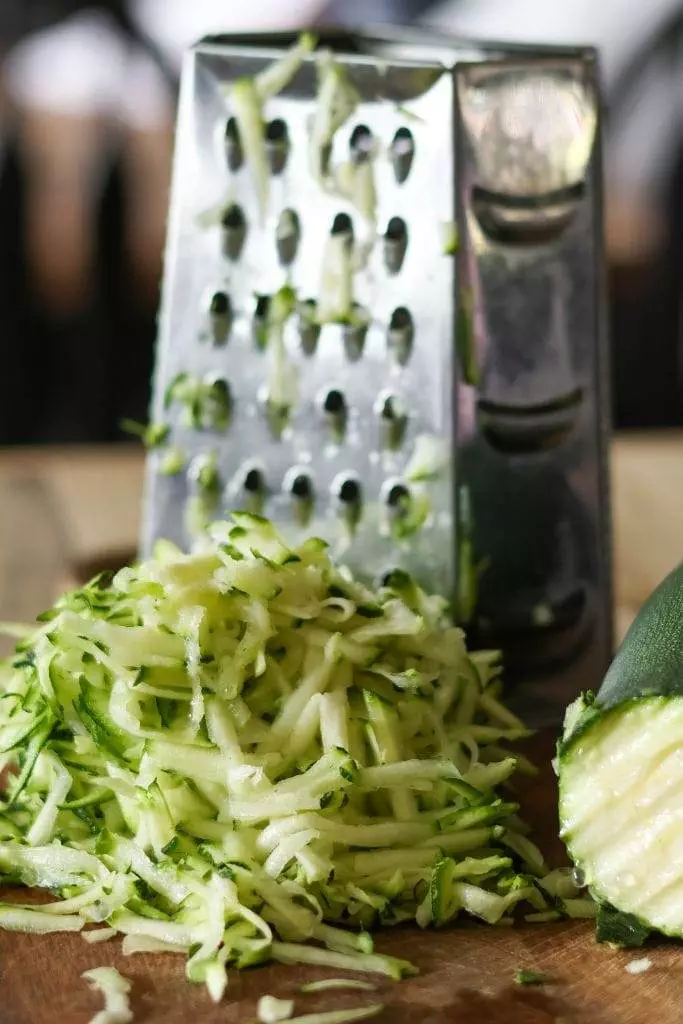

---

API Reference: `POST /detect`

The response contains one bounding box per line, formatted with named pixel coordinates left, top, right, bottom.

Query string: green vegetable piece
left=231, top=34, right=316, bottom=220
left=257, top=994, right=294, bottom=1023
left=595, top=904, right=650, bottom=949
left=514, top=969, right=551, bottom=986
left=299, top=980, right=377, bottom=995
left=457, top=286, right=480, bottom=387
left=164, top=373, right=232, bottom=432
left=159, top=446, right=187, bottom=477
left=455, top=485, right=476, bottom=624
left=256, top=32, right=316, bottom=102
left=442, top=221, right=459, bottom=255
left=309, top=53, right=360, bottom=183
left=121, top=419, right=170, bottom=449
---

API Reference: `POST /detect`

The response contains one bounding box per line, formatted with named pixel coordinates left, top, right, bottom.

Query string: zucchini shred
left=0, top=514, right=583, bottom=1000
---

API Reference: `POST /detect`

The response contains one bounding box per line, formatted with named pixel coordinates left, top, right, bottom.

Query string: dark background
left=0, top=0, right=681, bottom=445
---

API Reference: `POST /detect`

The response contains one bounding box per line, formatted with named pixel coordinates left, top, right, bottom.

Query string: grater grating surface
left=143, top=39, right=458, bottom=596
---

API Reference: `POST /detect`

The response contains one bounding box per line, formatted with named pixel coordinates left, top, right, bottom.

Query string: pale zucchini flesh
left=560, top=695, right=683, bottom=936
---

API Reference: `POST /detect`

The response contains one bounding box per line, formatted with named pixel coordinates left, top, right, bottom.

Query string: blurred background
left=0, top=0, right=680, bottom=445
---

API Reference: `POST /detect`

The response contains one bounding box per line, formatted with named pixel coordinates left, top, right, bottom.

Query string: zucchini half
left=558, top=563, right=683, bottom=937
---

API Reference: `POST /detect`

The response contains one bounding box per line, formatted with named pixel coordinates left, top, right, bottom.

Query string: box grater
left=141, top=28, right=612, bottom=724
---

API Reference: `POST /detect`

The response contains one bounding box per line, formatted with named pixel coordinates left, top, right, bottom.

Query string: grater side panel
left=453, top=55, right=611, bottom=724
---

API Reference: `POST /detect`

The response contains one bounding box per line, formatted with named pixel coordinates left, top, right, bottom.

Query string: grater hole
left=225, top=116, right=243, bottom=172
left=322, top=387, right=347, bottom=441
left=334, top=474, right=363, bottom=532
left=243, top=467, right=265, bottom=493
left=189, top=453, right=222, bottom=496
left=203, top=374, right=233, bottom=431
left=390, top=127, right=415, bottom=184
left=349, top=124, right=374, bottom=164
left=285, top=467, right=315, bottom=525
left=323, top=388, right=346, bottom=416
left=266, top=118, right=289, bottom=175
left=276, top=208, right=301, bottom=266
left=376, top=391, right=408, bottom=449
left=382, top=478, right=415, bottom=537
left=207, top=290, right=232, bottom=346
left=222, top=203, right=245, bottom=229
left=386, top=481, right=411, bottom=509
left=331, top=212, right=354, bottom=238
left=384, top=216, right=408, bottom=274
left=291, top=473, right=313, bottom=499
left=378, top=567, right=408, bottom=590
left=343, top=305, right=369, bottom=362
left=252, top=294, right=271, bottom=350
left=297, top=298, right=320, bottom=356
left=337, top=476, right=361, bottom=505
left=209, top=291, right=230, bottom=315
left=387, top=306, right=414, bottom=365
left=221, top=203, right=247, bottom=261
left=240, top=464, right=267, bottom=514
left=339, top=480, right=359, bottom=504
left=266, top=117, right=288, bottom=142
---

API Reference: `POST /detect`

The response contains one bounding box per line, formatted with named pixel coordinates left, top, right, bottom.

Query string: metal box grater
left=142, top=28, right=612, bottom=724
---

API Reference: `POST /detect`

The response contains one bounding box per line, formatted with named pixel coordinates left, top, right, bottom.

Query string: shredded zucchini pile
left=0, top=515, right=589, bottom=1001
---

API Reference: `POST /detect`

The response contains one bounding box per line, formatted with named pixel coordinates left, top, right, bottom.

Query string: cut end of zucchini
left=560, top=695, right=683, bottom=936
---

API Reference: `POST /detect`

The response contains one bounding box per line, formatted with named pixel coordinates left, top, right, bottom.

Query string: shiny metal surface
left=454, top=56, right=612, bottom=722
left=142, top=30, right=612, bottom=723
left=143, top=40, right=457, bottom=598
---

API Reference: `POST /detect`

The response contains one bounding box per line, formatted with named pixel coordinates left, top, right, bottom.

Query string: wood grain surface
left=0, top=734, right=680, bottom=1024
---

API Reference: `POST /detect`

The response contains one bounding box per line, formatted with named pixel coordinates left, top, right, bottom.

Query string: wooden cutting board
left=2, top=734, right=679, bottom=1024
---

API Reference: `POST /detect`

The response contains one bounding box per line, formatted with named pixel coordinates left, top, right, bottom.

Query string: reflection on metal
left=456, top=67, right=597, bottom=197
left=477, top=388, right=584, bottom=454
left=472, top=183, right=585, bottom=245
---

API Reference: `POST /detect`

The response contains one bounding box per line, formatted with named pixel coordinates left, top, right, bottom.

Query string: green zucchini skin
left=597, top=563, right=683, bottom=709
left=560, top=562, right=683, bottom=751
